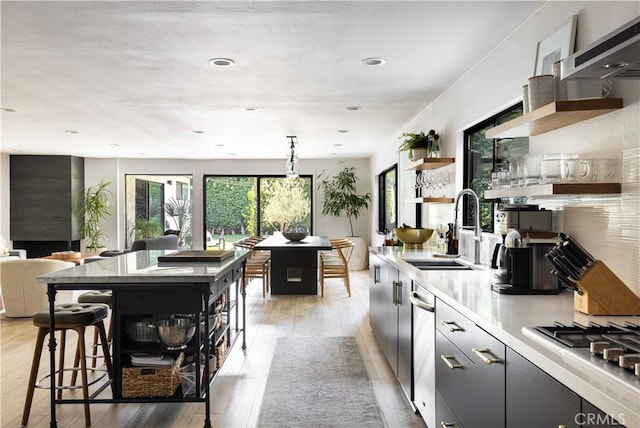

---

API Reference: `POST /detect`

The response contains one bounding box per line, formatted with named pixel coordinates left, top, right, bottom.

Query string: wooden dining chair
left=319, top=238, right=354, bottom=297
left=234, top=237, right=271, bottom=298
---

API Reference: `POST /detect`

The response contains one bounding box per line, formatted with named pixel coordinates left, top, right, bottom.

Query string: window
left=125, top=175, right=193, bottom=248
left=463, top=105, right=527, bottom=232
left=204, top=175, right=313, bottom=248
left=377, top=164, right=397, bottom=234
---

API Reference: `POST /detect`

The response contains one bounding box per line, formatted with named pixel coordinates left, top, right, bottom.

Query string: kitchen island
left=370, top=246, right=640, bottom=428
left=37, top=249, right=249, bottom=428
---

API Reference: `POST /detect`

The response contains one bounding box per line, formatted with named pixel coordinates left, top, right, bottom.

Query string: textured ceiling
left=1, top=1, right=542, bottom=160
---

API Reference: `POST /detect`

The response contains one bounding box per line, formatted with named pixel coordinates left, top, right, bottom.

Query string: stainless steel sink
left=404, top=259, right=473, bottom=270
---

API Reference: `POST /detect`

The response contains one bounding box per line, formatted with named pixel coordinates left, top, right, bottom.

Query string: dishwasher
left=410, top=281, right=436, bottom=428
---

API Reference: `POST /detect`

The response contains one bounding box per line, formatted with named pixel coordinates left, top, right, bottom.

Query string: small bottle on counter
left=437, top=233, right=447, bottom=254
left=446, top=223, right=457, bottom=255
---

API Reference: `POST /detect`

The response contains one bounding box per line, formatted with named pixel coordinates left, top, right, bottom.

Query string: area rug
left=256, top=336, right=386, bottom=428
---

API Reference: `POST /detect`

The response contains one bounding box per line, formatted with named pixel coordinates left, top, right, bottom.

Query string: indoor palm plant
left=80, top=179, right=113, bottom=254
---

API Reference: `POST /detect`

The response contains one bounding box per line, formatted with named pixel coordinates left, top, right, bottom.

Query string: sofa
left=99, top=234, right=179, bottom=257
left=0, top=259, right=75, bottom=317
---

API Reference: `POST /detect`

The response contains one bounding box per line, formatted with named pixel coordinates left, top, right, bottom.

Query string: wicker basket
left=122, top=353, right=184, bottom=398
left=215, top=335, right=228, bottom=368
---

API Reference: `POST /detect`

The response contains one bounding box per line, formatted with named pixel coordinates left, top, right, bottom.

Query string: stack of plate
left=130, top=353, right=175, bottom=367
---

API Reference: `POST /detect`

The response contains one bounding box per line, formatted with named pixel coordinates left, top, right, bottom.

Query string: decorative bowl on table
left=282, top=227, right=308, bottom=242
left=393, top=226, right=434, bottom=249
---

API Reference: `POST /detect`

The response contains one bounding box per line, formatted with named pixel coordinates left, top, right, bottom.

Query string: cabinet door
left=506, top=347, right=581, bottom=428
left=369, top=255, right=387, bottom=349
left=385, top=267, right=399, bottom=372
left=581, top=400, right=626, bottom=428
left=396, top=270, right=412, bottom=401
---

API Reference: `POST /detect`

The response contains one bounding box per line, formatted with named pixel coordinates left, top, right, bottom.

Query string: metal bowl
left=125, top=319, right=159, bottom=343
left=282, top=231, right=308, bottom=242
left=394, top=227, right=434, bottom=248
left=153, top=318, right=196, bottom=350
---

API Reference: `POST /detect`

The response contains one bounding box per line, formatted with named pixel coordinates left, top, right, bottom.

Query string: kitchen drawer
left=436, top=299, right=477, bottom=359
left=212, top=270, right=235, bottom=296
left=230, top=263, right=243, bottom=283
left=436, top=390, right=464, bottom=428
left=436, top=329, right=505, bottom=428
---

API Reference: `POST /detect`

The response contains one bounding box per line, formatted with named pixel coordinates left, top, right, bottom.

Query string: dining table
left=254, top=234, right=331, bottom=294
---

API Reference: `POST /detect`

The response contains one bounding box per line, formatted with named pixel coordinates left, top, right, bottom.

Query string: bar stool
left=77, top=290, right=113, bottom=368
left=22, top=303, right=113, bottom=427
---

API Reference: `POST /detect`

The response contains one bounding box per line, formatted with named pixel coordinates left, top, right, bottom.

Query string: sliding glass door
left=204, top=175, right=312, bottom=249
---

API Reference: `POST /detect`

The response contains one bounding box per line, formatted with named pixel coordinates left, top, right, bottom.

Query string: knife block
left=573, top=261, right=640, bottom=315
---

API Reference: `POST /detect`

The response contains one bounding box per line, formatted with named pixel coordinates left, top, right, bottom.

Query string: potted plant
left=317, top=163, right=371, bottom=270
left=399, top=129, right=440, bottom=160
left=80, top=179, right=113, bottom=255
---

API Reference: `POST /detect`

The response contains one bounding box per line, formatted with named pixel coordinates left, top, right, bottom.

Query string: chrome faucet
left=453, top=188, right=482, bottom=265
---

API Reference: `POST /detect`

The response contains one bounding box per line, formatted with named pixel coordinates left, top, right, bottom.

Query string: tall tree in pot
left=318, top=164, right=371, bottom=270
left=80, top=179, right=113, bottom=255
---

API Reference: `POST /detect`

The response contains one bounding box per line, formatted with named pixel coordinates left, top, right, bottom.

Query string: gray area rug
left=256, top=336, right=386, bottom=428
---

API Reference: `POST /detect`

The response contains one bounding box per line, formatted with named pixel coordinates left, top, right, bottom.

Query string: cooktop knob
left=619, top=354, right=640, bottom=370
left=603, top=347, right=624, bottom=362
left=589, top=341, right=611, bottom=355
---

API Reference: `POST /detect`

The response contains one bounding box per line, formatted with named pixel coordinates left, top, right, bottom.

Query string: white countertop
left=371, top=246, right=640, bottom=427
left=36, top=249, right=249, bottom=285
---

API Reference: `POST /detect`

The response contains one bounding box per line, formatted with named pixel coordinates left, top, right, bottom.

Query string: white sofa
left=0, top=259, right=75, bottom=318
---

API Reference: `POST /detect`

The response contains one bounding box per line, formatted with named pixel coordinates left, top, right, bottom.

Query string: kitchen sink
left=404, top=259, right=473, bottom=270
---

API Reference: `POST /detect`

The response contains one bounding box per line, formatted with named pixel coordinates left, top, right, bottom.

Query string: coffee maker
left=491, top=230, right=561, bottom=295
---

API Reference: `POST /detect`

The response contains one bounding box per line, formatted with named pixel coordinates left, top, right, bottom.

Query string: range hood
left=562, top=16, right=640, bottom=80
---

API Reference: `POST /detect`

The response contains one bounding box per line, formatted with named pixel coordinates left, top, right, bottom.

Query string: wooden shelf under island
left=407, top=157, right=455, bottom=171
left=485, top=98, right=623, bottom=139
left=485, top=182, right=621, bottom=199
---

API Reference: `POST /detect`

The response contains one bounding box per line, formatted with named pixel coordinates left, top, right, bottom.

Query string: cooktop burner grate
left=534, top=322, right=640, bottom=348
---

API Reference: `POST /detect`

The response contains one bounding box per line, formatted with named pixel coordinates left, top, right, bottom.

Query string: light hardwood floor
left=0, top=270, right=426, bottom=428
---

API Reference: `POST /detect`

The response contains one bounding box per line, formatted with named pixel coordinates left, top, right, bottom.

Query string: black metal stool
left=78, top=290, right=113, bottom=368
left=22, top=302, right=113, bottom=427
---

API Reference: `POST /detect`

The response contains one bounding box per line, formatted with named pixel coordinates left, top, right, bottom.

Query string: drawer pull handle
left=441, top=321, right=464, bottom=332
left=440, top=355, right=463, bottom=369
left=472, top=348, right=502, bottom=365
left=441, top=422, right=457, bottom=427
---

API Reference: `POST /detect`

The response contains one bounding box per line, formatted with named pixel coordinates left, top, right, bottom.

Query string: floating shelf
left=407, top=157, right=455, bottom=171
left=485, top=99, right=623, bottom=139
left=484, top=183, right=621, bottom=199
left=406, top=197, right=455, bottom=204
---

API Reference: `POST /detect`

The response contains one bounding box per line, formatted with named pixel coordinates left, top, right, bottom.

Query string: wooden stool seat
left=23, top=303, right=113, bottom=427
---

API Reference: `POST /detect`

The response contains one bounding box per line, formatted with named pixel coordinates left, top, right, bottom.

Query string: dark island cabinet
left=369, top=254, right=412, bottom=402
left=506, top=347, right=581, bottom=428
left=435, top=299, right=505, bottom=428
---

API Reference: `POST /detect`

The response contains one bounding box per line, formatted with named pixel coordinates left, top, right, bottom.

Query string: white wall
left=369, top=1, right=640, bottom=294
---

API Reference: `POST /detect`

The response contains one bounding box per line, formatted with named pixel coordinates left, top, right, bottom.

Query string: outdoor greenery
left=205, top=177, right=254, bottom=235
left=318, top=164, right=370, bottom=236
left=133, top=218, right=163, bottom=239
left=80, top=179, right=113, bottom=250
left=164, top=197, right=192, bottom=247
left=261, top=177, right=310, bottom=233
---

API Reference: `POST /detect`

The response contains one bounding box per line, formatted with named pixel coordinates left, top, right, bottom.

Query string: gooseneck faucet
left=453, top=188, right=482, bottom=265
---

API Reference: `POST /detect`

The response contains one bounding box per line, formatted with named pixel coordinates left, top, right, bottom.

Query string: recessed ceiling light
left=337, top=130, right=349, bottom=133
left=345, top=106, right=361, bottom=111
left=243, top=107, right=258, bottom=111
left=209, top=58, right=235, bottom=67
left=334, top=143, right=343, bottom=147
left=362, top=57, right=386, bottom=66
left=65, top=130, right=78, bottom=134
left=110, top=143, right=120, bottom=147
left=192, top=130, right=205, bottom=134
left=215, top=143, right=225, bottom=147
left=1, top=108, right=17, bottom=112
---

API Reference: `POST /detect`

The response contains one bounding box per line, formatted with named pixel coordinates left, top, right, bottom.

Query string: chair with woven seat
left=22, top=302, right=113, bottom=427
left=234, top=237, right=271, bottom=298
left=320, top=238, right=355, bottom=297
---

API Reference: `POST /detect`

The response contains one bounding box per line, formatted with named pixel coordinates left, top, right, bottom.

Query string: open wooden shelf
left=407, top=157, right=455, bottom=171
left=484, top=182, right=621, bottom=199
left=485, top=99, right=623, bottom=139
left=406, top=197, right=454, bottom=204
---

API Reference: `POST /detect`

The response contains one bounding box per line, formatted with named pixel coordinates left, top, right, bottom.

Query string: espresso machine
left=491, top=229, right=561, bottom=295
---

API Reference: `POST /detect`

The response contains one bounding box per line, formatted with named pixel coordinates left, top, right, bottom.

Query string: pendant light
left=285, top=135, right=299, bottom=178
